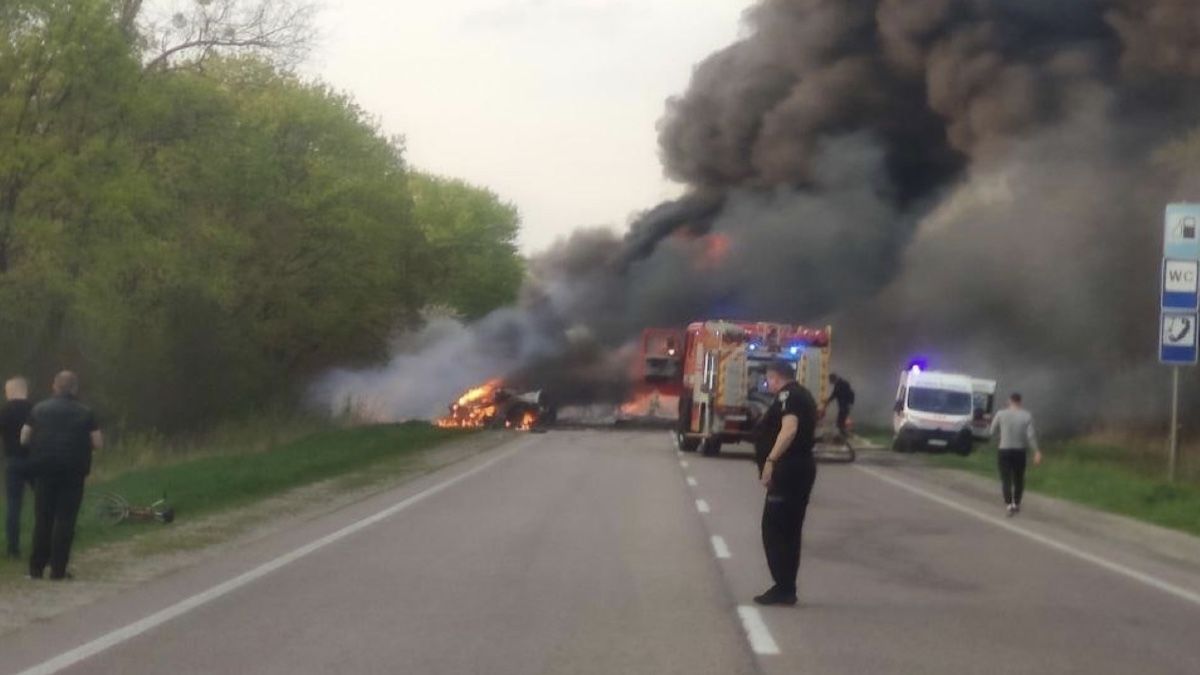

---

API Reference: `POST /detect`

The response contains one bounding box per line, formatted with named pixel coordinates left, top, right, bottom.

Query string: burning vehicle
left=436, top=379, right=555, bottom=430
left=616, top=328, right=685, bottom=425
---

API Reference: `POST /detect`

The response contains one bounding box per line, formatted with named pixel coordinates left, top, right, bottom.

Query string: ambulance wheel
left=953, top=431, right=974, bottom=456
left=891, top=435, right=912, bottom=453
left=701, top=437, right=722, bottom=457
left=676, top=431, right=700, bottom=453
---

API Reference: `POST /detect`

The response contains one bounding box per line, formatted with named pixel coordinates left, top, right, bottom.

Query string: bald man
left=21, top=371, right=102, bottom=580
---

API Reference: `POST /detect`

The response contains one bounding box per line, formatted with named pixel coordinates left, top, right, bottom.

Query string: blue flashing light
left=789, top=346, right=800, bottom=355
left=906, top=357, right=929, bottom=373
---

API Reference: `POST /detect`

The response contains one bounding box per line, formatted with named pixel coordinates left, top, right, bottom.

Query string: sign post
left=1161, top=204, right=1200, bottom=482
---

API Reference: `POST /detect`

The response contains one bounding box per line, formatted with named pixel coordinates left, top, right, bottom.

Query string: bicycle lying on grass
left=86, top=492, right=175, bottom=526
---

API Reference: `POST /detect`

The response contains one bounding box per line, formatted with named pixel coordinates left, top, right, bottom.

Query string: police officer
left=753, top=360, right=819, bottom=606
left=21, top=371, right=102, bottom=580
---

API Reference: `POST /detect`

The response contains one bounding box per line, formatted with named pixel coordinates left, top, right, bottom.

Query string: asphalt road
left=1, top=430, right=1198, bottom=674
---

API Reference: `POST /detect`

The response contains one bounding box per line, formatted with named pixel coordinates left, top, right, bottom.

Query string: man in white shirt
left=988, top=392, right=1042, bottom=517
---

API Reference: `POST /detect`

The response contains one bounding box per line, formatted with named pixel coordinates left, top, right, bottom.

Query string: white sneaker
left=1005, top=504, right=1017, bottom=517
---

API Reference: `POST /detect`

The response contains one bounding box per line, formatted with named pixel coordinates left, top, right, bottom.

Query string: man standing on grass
left=989, top=392, right=1041, bottom=517
left=1, top=377, right=34, bottom=559
left=753, top=360, right=819, bottom=606
left=21, top=371, right=103, bottom=580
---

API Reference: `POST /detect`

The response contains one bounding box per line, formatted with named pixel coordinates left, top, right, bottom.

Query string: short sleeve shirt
left=755, top=381, right=818, bottom=468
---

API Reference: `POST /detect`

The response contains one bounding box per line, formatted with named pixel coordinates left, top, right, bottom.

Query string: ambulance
left=891, top=365, right=996, bottom=455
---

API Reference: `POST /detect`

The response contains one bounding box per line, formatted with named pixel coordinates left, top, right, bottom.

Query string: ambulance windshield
left=907, top=387, right=973, bottom=415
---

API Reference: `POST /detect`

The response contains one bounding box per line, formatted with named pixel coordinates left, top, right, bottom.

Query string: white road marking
left=856, top=465, right=1200, bottom=609
left=695, top=499, right=711, bottom=513
left=737, top=606, right=781, bottom=655
left=686, top=476, right=698, bottom=487
left=680, top=460, right=689, bottom=469
left=711, top=535, right=731, bottom=559
left=14, top=447, right=522, bottom=675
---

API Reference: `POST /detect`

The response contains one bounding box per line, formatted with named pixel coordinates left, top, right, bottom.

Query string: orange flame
left=436, top=379, right=502, bottom=428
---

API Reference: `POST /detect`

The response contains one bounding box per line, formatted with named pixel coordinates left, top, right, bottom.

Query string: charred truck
left=674, top=321, right=832, bottom=456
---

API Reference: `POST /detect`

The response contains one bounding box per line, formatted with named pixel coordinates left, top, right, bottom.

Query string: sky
left=305, top=0, right=755, bottom=253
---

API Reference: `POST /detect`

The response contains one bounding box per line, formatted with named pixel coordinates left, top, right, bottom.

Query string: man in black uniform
left=1, top=377, right=34, bottom=558
left=21, top=371, right=102, bottom=580
left=754, top=360, right=819, bottom=606
left=824, top=373, right=855, bottom=438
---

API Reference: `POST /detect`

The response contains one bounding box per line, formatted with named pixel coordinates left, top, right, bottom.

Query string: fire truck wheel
left=700, top=437, right=722, bottom=457
left=676, top=431, right=700, bottom=453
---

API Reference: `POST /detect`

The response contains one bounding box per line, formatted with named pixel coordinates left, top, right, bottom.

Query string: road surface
left=1, top=430, right=1198, bottom=674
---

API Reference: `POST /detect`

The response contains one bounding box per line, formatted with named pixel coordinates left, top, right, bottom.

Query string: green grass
left=932, top=442, right=1200, bottom=537
left=2, top=422, right=470, bottom=574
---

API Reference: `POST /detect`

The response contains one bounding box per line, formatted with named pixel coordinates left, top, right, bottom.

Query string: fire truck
left=617, top=328, right=686, bottom=424
left=674, top=321, right=832, bottom=455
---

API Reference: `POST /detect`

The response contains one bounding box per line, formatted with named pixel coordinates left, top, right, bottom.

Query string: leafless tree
left=138, top=0, right=318, bottom=71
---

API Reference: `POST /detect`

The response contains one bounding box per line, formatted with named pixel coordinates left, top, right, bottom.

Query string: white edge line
left=686, top=476, right=698, bottom=487
left=711, top=535, right=731, bottom=559
left=15, top=447, right=521, bottom=675
left=855, top=465, right=1200, bottom=608
left=680, top=460, right=689, bottom=468
left=695, top=499, right=710, bottom=513
left=737, top=605, right=781, bottom=655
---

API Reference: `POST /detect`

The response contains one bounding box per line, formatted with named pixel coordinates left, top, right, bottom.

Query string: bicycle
left=87, top=492, right=175, bottom=525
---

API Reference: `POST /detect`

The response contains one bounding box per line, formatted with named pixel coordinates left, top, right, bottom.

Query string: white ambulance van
left=892, top=367, right=996, bottom=455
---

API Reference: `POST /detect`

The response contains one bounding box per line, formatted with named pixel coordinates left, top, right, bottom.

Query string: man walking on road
left=21, top=371, right=102, bottom=580
left=753, top=360, right=819, bottom=606
left=1, top=377, right=33, bottom=558
left=823, top=373, right=855, bottom=438
left=989, top=392, right=1041, bottom=517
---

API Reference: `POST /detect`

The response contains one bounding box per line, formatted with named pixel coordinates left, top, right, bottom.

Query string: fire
left=435, top=379, right=543, bottom=431
left=699, top=233, right=731, bottom=269
left=436, top=379, right=502, bottom=429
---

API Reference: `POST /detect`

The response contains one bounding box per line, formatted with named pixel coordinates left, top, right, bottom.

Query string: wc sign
left=1162, top=259, right=1199, bottom=310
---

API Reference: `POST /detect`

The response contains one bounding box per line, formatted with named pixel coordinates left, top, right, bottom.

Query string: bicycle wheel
left=87, top=492, right=130, bottom=526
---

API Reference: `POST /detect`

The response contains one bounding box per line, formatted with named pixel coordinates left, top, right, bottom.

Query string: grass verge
left=1, top=422, right=471, bottom=580
left=931, top=441, right=1200, bottom=537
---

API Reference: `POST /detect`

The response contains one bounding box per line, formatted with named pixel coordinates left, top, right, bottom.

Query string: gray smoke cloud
left=318, top=0, right=1200, bottom=434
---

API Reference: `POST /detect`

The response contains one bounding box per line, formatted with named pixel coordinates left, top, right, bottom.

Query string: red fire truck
left=674, top=321, right=832, bottom=455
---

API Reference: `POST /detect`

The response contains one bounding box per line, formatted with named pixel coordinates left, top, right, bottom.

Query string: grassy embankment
left=931, top=439, right=1200, bottom=537
left=1, top=420, right=470, bottom=579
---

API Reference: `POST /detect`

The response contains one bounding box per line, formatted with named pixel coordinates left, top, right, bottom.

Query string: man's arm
left=90, top=430, right=104, bottom=451
left=1027, top=419, right=1041, bottom=464
left=20, top=424, right=31, bottom=447
left=989, top=410, right=1002, bottom=438
left=767, top=415, right=798, bottom=463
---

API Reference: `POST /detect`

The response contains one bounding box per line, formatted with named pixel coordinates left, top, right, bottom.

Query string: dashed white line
left=711, top=535, right=731, bottom=559
left=856, top=464, right=1200, bottom=609
left=686, top=476, right=698, bottom=487
left=695, top=499, right=710, bottom=513
left=680, top=460, right=689, bottom=469
left=737, top=606, right=781, bottom=655
left=13, top=448, right=521, bottom=675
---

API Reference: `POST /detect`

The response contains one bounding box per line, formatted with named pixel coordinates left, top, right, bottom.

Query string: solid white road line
left=696, top=499, right=711, bottom=513
left=711, top=535, right=732, bottom=559
left=14, top=447, right=522, bottom=675
left=687, top=476, right=698, bottom=487
left=736, top=606, right=781, bottom=655
left=856, top=465, right=1200, bottom=609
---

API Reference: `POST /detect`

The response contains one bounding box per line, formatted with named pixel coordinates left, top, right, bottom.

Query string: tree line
left=0, top=0, right=524, bottom=432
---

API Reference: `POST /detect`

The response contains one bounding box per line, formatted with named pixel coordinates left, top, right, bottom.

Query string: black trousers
left=5, top=461, right=31, bottom=555
left=997, top=449, right=1028, bottom=506
left=30, top=473, right=85, bottom=579
left=836, top=405, right=851, bottom=435
left=761, top=456, right=817, bottom=594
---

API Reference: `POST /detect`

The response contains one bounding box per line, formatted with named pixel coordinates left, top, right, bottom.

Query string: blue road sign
left=1162, top=259, right=1200, bottom=311
left=1165, top=204, right=1200, bottom=261
left=1160, top=311, right=1199, bottom=365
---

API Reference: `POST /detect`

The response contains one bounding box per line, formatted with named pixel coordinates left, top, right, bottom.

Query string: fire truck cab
left=675, top=321, right=832, bottom=456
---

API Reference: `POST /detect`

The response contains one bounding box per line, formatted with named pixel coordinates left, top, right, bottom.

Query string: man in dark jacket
left=1, top=377, right=33, bottom=558
left=824, top=373, right=855, bottom=437
left=21, top=371, right=103, bottom=580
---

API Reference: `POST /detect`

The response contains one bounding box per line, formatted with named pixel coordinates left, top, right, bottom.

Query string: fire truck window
left=644, top=357, right=679, bottom=382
